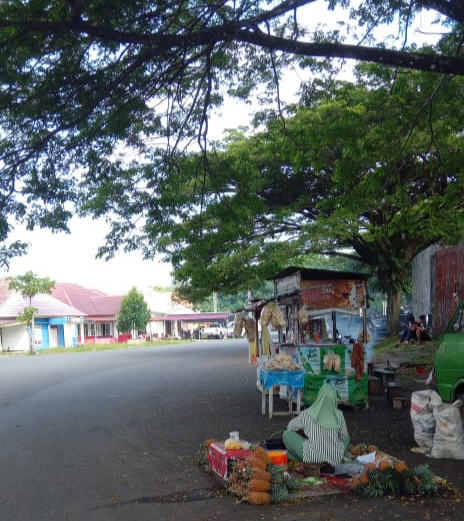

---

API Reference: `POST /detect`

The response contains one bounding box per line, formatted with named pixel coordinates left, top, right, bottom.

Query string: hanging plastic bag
left=270, top=305, right=286, bottom=330
left=298, top=307, right=309, bottom=326
left=260, top=302, right=275, bottom=327
left=243, top=318, right=256, bottom=342
left=233, top=313, right=244, bottom=338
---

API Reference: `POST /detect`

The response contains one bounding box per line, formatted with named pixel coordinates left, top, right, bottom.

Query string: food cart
left=268, top=267, right=371, bottom=407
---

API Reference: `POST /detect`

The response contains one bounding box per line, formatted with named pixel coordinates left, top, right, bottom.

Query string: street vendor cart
left=269, top=267, right=371, bottom=408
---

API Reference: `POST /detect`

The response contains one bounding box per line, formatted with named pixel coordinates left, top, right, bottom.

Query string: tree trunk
left=386, top=287, right=402, bottom=339
left=30, top=314, right=36, bottom=355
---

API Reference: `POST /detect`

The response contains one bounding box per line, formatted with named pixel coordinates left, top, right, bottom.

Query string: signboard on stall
left=275, top=272, right=301, bottom=296
left=302, top=373, right=368, bottom=405
left=300, top=278, right=367, bottom=310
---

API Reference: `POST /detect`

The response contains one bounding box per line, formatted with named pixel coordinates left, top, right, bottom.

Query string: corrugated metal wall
left=412, top=245, right=442, bottom=320
left=434, top=243, right=464, bottom=335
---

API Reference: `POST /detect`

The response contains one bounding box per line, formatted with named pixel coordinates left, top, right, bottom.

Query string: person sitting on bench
left=397, top=313, right=417, bottom=346
left=416, top=314, right=431, bottom=344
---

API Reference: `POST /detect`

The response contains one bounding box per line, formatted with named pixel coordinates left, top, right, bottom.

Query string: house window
left=83, top=323, right=96, bottom=336
left=101, top=323, right=111, bottom=337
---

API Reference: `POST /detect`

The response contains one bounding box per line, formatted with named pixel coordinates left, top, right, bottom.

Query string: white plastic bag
left=410, top=389, right=443, bottom=452
left=429, top=400, right=464, bottom=459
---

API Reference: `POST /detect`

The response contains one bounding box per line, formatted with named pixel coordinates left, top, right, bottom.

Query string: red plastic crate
left=207, top=441, right=252, bottom=480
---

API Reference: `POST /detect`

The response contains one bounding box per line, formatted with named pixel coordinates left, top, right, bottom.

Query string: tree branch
left=418, top=0, right=464, bottom=23
left=2, top=15, right=464, bottom=76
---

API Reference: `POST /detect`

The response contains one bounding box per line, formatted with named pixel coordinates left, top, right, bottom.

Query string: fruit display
left=351, top=461, right=443, bottom=498
left=226, top=445, right=299, bottom=505
left=198, top=438, right=450, bottom=504
left=348, top=443, right=446, bottom=498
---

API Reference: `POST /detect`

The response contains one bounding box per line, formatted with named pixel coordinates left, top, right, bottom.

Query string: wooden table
left=259, top=368, right=305, bottom=419
left=373, top=368, right=396, bottom=388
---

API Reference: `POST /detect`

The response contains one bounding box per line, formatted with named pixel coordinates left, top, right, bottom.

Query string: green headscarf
left=307, top=382, right=342, bottom=429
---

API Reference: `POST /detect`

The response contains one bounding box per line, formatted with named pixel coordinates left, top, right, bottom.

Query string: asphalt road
left=0, top=340, right=462, bottom=521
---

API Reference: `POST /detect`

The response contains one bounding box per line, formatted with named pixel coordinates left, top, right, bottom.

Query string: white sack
left=429, top=400, right=464, bottom=460
left=410, top=389, right=443, bottom=451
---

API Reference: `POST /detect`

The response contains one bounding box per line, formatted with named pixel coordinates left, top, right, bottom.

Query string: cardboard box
left=208, top=441, right=252, bottom=480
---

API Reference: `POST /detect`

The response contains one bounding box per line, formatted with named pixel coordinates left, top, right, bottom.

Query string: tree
left=117, top=287, right=151, bottom=337
left=7, top=271, right=55, bottom=354
left=108, top=66, right=463, bottom=333
left=1, top=0, right=464, bottom=264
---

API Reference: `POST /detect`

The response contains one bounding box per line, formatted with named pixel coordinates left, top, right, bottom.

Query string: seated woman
left=283, top=382, right=350, bottom=468
left=416, top=314, right=431, bottom=344
left=397, top=313, right=417, bottom=346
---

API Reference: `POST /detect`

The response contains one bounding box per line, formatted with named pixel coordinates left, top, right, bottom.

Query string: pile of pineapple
left=349, top=443, right=442, bottom=498
left=227, top=446, right=299, bottom=505
left=196, top=438, right=219, bottom=473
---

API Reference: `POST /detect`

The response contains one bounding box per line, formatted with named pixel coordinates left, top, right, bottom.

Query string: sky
left=1, top=7, right=443, bottom=295
left=2, top=97, right=258, bottom=295
left=2, top=217, right=174, bottom=295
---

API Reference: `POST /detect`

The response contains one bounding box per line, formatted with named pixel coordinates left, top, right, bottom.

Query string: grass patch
left=372, top=335, right=437, bottom=381
left=4, top=339, right=190, bottom=356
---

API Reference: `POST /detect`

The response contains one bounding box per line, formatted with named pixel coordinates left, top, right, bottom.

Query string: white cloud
left=3, top=217, right=172, bottom=295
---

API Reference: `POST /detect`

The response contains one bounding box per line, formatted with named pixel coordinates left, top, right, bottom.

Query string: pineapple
left=378, top=459, right=391, bottom=472
left=250, top=468, right=272, bottom=482
left=267, top=463, right=285, bottom=486
left=247, top=491, right=272, bottom=505
left=413, top=464, right=439, bottom=495
left=394, top=460, right=408, bottom=473
left=229, top=482, right=247, bottom=499
left=271, top=485, right=290, bottom=504
left=349, top=444, right=362, bottom=456
left=248, top=479, right=271, bottom=492
left=251, top=446, right=273, bottom=465
left=245, top=455, right=267, bottom=471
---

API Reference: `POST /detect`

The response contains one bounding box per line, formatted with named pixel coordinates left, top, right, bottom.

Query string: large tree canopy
left=95, top=64, right=463, bottom=333
left=1, top=0, right=463, bottom=270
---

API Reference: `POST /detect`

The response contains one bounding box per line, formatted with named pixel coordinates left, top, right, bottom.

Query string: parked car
left=258, top=323, right=280, bottom=344
left=433, top=298, right=464, bottom=402
left=227, top=321, right=235, bottom=338
left=201, top=322, right=227, bottom=339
